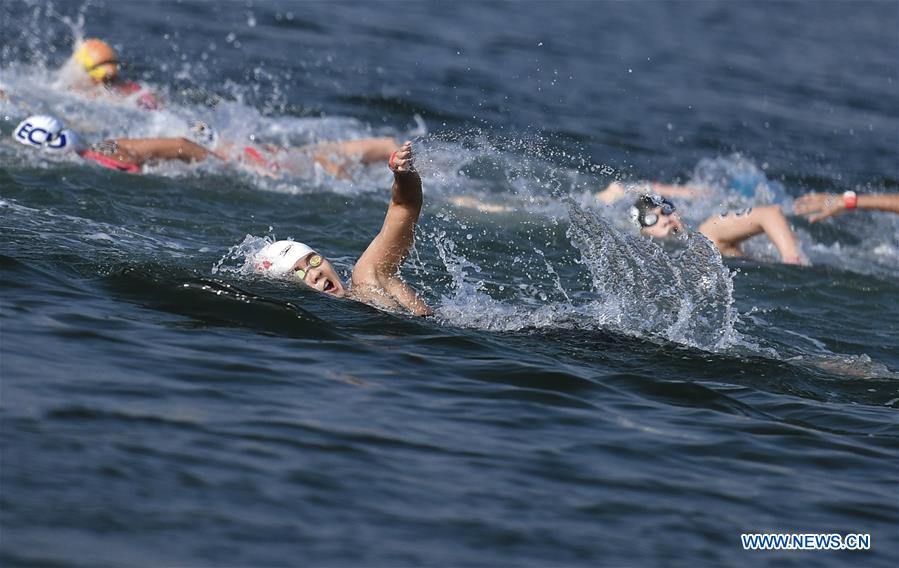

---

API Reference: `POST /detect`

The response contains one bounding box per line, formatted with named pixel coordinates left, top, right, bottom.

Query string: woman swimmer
left=12, top=114, right=221, bottom=172
left=252, top=141, right=431, bottom=316
left=12, top=114, right=213, bottom=171
left=448, top=187, right=805, bottom=264
left=60, top=38, right=161, bottom=110
left=206, top=129, right=400, bottom=180
left=594, top=180, right=806, bottom=264
left=631, top=194, right=807, bottom=265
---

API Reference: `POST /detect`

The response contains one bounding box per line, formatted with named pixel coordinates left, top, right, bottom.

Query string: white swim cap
left=188, top=120, right=217, bottom=146
left=13, top=115, right=81, bottom=152
left=254, top=240, right=316, bottom=276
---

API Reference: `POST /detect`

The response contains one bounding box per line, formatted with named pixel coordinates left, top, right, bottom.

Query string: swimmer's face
left=294, top=254, right=346, bottom=297
left=640, top=207, right=684, bottom=238
left=94, top=62, right=119, bottom=83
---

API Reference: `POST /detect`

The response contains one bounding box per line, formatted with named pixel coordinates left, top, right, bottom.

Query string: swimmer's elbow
left=389, top=193, right=423, bottom=221
left=179, top=138, right=210, bottom=161
left=758, top=204, right=786, bottom=219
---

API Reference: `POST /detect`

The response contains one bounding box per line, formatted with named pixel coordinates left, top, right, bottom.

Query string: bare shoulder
left=697, top=214, right=724, bottom=236
left=348, top=271, right=407, bottom=312
left=350, top=263, right=381, bottom=291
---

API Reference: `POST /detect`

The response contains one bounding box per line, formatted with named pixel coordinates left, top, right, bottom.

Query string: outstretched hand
left=794, top=192, right=844, bottom=222
left=389, top=141, right=415, bottom=174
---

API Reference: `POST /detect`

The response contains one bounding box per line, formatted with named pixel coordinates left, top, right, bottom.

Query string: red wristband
left=842, top=191, right=857, bottom=210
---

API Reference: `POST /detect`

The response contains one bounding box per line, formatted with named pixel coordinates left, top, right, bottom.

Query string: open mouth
left=322, top=279, right=337, bottom=294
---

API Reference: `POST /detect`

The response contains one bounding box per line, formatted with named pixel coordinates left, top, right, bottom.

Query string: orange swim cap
left=73, top=39, right=119, bottom=82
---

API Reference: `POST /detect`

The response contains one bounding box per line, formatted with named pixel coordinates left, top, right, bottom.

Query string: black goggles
left=640, top=198, right=676, bottom=227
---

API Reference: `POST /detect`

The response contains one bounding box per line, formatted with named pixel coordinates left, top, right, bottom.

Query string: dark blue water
left=2, top=1, right=898, bottom=566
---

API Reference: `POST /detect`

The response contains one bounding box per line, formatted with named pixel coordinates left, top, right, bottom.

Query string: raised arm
left=795, top=192, right=899, bottom=222
left=113, top=137, right=214, bottom=166
left=698, top=205, right=806, bottom=265
left=352, top=141, right=430, bottom=315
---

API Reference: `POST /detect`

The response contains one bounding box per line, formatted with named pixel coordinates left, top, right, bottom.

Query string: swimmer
left=794, top=191, right=899, bottom=221
left=184, top=121, right=401, bottom=179
left=12, top=115, right=216, bottom=172
left=632, top=194, right=807, bottom=265
left=61, top=38, right=161, bottom=110
left=253, top=141, right=431, bottom=316
left=449, top=185, right=806, bottom=264
left=593, top=180, right=805, bottom=264
left=203, top=126, right=400, bottom=181
left=12, top=114, right=400, bottom=177
left=12, top=114, right=212, bottom=171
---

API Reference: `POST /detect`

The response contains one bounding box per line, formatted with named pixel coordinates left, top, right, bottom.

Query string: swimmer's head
left=630, top=194, right=684, bottom=238
left=13, top=115, right=82, bottom=153
left=73, top=39, right=119, bottom=83
left=254, top=240, right=346, bottom=297
left=188, top=120, right=218, bottom=147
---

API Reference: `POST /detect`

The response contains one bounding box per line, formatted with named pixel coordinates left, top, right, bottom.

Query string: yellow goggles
left=87, top=59, right=119, bottom=81
left=294, top=254, right=323, bottom=280
left=74, top=49, right=118, bottom=81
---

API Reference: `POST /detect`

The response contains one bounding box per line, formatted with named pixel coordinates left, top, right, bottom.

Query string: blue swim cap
left=729, top=171, right=765, bottom=199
